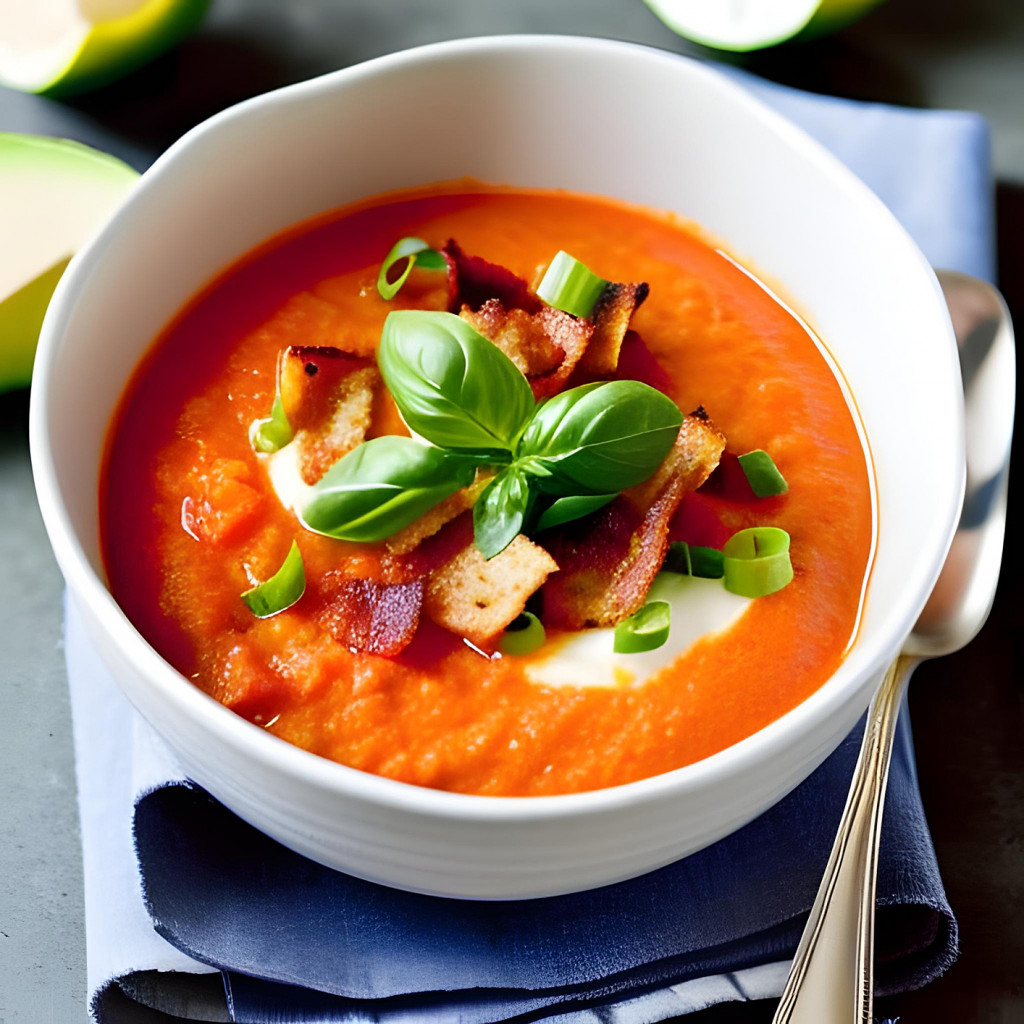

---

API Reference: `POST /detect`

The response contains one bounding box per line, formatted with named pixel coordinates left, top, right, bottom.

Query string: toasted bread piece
left=461, top=299, right=594, bottom=399
left=385, top=475, right=490, bottom=556
left=279, top=345, right=373, bottom=431
left=461, top=300, right=562, bottom=376
left=578, top=281, right=650, bottom=376
left=541, top=411, right=725, bottom=630
left=425, top=534, right=558, bottom=647
left=291, top=364, right=379, bottom=485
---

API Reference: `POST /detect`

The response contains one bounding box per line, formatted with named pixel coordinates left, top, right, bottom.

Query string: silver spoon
left=773, top=270, right=1016, bottom=1023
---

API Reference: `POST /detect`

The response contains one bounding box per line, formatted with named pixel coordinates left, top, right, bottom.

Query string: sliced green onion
left=722, top=527, right=793, bottom=598
left=613, top=600, right=671, bottom=654
left=377, top=236, right=445, bottom=300
left=241, top=541, right=305, bottom=618
left=534, top=492, right=617, bottom=532
left=414, top=249, right=447, bottom=270
left=498, top=611, right=546, bottom=656
left=249, top=390, right=292, bottom=454
left=537, top=251, right=608, bottom=319
left=737, top=449, right=789, bottom=498
left=664, top=541, right=724, bottom=579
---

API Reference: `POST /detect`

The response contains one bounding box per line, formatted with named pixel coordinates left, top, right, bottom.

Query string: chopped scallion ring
left=377, top=236, right=445, bottom=300
left=498, top=611, right=546, bottom=656
left=249, top=352, right=293, bottom=454
left=249, top=391, right=292, bottom=454
left=722, top=527, right=793, bottom=598
left=241, top=541, right=305, bottom=618
left=613, top=600, right=671, bottom=654
left=537, top=251, right=608, bottom=319
left=664, top=541, right=724, bottom=579
left=737, top=449, right=788, bottom=497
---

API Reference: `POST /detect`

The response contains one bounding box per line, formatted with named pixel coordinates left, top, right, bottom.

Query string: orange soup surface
left=102, top=184, right=873, bottom=796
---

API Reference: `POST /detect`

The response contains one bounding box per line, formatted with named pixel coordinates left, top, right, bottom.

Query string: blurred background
left=1, top=2, right=1021, bottom=1021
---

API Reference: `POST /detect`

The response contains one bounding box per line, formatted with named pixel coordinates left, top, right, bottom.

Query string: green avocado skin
left=0, top=134, right=139, bottom=392
left=0, top=258, right=69, bottom=394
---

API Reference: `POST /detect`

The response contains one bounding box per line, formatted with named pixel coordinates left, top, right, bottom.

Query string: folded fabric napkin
left=67, top=56, right=993, bottom=1024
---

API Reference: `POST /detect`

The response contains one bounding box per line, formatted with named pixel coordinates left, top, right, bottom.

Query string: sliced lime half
left=0, top=0, right=210, bottom=96
left=644, top=0, right=885, bottom=52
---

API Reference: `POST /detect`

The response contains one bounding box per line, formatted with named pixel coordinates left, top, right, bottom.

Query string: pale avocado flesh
left=0, top=134, right=138, bottom=391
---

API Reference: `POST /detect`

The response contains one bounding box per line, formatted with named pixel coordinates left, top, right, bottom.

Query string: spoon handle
left=772, top=653, right=919, bottom=1024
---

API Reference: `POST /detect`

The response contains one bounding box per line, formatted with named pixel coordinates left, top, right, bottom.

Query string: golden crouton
left=294, top=365, right=379, bottom=485
left=461, top=300, right=594, bottom=398
left=385, top=476, right=490, bottom=556
left=578, top=281, right=649, bottom=376
left=424, top=535, right=558, bottom=647
left=541, top=410, right=725, bottom=630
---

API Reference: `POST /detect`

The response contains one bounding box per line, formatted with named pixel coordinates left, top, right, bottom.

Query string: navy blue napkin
left=70, top=58, right=993, bottom=1024
left=125, top=713, right=953, bottom=1024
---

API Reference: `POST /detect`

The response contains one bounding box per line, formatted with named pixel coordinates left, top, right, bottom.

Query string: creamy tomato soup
left=101, top=183, right=873, bottom=796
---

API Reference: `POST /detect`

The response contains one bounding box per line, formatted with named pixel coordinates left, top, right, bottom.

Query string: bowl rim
left=30, top=33, right=964, bottom=822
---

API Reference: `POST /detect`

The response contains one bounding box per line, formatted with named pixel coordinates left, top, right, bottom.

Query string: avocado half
left=0, top=134, right=139, bottom=393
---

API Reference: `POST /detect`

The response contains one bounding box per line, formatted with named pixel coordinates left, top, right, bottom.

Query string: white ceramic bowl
left=30, top=36, right=962, bottom=899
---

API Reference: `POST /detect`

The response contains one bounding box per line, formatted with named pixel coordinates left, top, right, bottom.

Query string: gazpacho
left=101, top=183, right=873, bottom=796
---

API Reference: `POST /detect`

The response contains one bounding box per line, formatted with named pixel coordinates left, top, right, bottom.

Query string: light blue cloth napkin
left=66, top=56, right=993, bottom=1024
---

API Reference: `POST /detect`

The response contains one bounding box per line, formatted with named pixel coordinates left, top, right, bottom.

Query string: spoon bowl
left=909, top=271, right=1014, bottom=657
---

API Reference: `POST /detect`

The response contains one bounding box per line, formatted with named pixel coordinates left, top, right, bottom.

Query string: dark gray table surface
left=2, top=1, right=1022, bottom=1021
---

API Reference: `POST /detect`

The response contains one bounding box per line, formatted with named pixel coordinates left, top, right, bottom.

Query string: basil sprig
left=379, top=310, right=534, bottom=452
left=473, top=464, right=533, bottom=559
left=518, top=379, right=682, bottom=494
left=300, top=435, right=476, bottom=542
left=534, top=492, right=617, bottom=533
left=299, top=311, right=682, bottom=558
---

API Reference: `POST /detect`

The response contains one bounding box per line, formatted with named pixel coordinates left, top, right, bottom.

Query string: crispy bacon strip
left=578, top=282, right=650, bottom=376
left=613, top=329, right=674, bottom=395
left=318, top=572, right=424, bottom=657
left=540, top=411, right=726, bottom=630
left=278, top=345, right=380, bottom=485
left=460, top=299, right=594, bottom=399
left=441, top=239, right=541, bottom=314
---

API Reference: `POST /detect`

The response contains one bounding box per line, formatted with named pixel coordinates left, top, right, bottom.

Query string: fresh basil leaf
left=473, top=464, right=531, bottom=559
left=300, top=436, right=476, bottom=542
left=249, top=390, right=292, bottom=454
left=378, top=310, right=535, bottom=452
left=517, top=379, right=682, bottom=493
left=241, top=540, right=305, bottom=618
left=534, top=492, right=617, bottom=532
left=377, top=237, right=445, bottom=300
